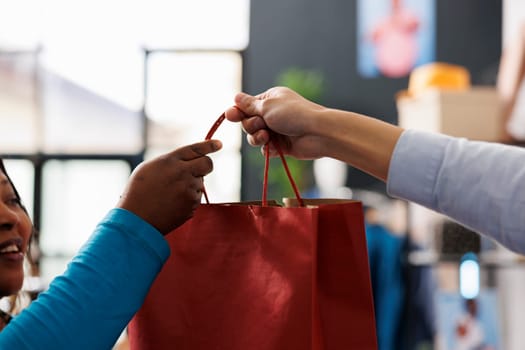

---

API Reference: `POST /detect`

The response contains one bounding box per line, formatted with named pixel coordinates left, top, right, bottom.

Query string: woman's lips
left=0, top=251, right=24, bottom=262
left=0, top=238, right=24, bottom=262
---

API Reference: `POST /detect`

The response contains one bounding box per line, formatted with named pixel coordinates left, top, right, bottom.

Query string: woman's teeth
left=0, top=244, right=20, bottom=254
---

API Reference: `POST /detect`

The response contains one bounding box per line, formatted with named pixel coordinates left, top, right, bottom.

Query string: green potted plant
left=246, top=67, right=325, bottom=202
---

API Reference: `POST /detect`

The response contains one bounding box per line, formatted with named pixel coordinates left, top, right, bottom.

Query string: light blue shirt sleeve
left=0, top=208, right=170, bottom=349
left=387, top=129, right=525, bottom=254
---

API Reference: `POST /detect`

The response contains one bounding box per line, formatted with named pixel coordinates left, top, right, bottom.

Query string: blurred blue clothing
left=397, top=239, right=437, bottom=350
left=366, top=222, right=436, bottom=350
left=366, top=223, right=404, bottom=350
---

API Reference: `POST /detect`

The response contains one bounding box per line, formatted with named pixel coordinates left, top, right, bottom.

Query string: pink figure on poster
left=370, top=0, right=420, bottom=77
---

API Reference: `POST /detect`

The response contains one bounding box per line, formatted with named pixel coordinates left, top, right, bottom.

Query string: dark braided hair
left=0, top=159, right=23, bottom=206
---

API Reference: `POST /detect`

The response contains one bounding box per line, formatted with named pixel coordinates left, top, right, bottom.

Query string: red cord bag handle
left=203, top=112, right=304, bottom=207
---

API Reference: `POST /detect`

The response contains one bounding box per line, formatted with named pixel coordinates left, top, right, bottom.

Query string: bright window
left=0, top=0, right=249, bottom=283
left=145, top=50, right=243, bottom=202
left=39, top=160, right=130, bottom=281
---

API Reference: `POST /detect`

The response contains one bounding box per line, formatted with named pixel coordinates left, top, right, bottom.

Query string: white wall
left=503, top=0, right=525, bottom=47
left=499, top=5, right=525, bottom=350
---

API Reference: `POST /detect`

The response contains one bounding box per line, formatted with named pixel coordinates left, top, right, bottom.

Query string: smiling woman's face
left=0, top=169, right=32, bottom=297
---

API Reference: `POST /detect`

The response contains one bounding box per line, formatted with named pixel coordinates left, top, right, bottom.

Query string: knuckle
left=205, top=156, right=213, bottom=172
left=190, top=144, right=205, bottom=157
left=241, top=120, right=251, bottom=134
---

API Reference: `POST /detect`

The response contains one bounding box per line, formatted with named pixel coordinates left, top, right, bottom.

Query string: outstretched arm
left=225, top=87, right=403, bottom=181
left=227, top=86, right=525, bottom=253
left=0, top=209, right=169, bottom=349
left=388, top=130, right=525, bottom=253
left=0, top=140, right=222, bottom=349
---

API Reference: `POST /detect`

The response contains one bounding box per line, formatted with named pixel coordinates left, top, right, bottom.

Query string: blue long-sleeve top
left=388, top=129, right=525, bottom=254
left=0, top=208, right=170, bottom=349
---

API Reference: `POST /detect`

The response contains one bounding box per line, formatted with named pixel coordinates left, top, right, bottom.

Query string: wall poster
left=357, top=0, right=436, bottom=78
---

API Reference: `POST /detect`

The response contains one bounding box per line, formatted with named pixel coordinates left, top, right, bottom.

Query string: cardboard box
left=396, top=87, right=502, bottom=141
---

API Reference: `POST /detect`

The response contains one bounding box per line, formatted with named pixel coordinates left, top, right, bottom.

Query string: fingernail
left=254, top=134, right=264, bottom=144
left=212, top=140, right=223, bottom=150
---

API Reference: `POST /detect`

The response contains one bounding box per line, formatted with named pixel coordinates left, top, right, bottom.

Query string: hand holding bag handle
left=130, top=113, right=378, bottom=350
left=203, top=112, right=304, bottom=207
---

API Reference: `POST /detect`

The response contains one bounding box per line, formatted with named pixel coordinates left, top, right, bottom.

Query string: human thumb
left=234, top=92, right=264, bottom=117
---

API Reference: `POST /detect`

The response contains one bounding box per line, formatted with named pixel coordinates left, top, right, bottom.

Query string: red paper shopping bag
left=128, top=115, right=377, bottom=350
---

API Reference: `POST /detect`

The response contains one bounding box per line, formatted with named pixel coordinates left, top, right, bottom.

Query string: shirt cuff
left=386, top=129, right=451, bottom=209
